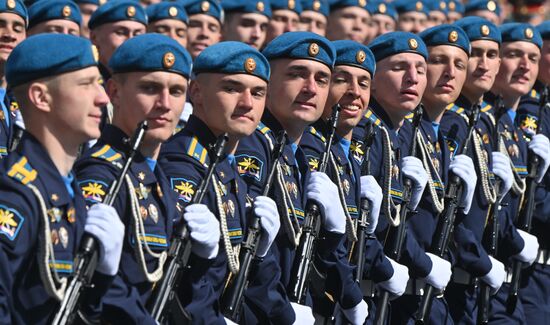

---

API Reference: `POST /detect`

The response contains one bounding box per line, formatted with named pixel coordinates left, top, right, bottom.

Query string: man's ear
left=188, top=79, right=202, bottom=106
left=27, top=82, right=52, bottom=113
left=106, top=78, right=119, bottom=108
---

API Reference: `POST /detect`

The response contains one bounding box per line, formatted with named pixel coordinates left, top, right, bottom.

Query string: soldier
left=464, top=0, right=501, bottom=25
left=325, top=0, right=370, bottom=44
left=446, top=0, right=464, bottom=23
left=441, top=17, right=508, bottom=324
left=265, top=0, right=302, bottom=44
left=0, top=0, right=26, bottom=158
left=425, top=0, right=448, bottom=29
left=74, top=0, right=104, bottom=39
left=146, top=2, right=188, bottom=48
left=184, top=0, right=223, bottom=60
left=393, top=0, right=428, bottom=34
left=221, top=0, right=271, bottom=50
left=27, top=0, right=81, bottom=36
left=88, top=0, right=147, bottom=84
left=516, top=21, right=550, bottom=325
left=0, top=33, right=124, bottom=324
left=159, top=41, right=280, bottom=324
left=298, top=0, right=329, bottom=36
left=365, top=1, right=397, bottom=41
left=484, top=22, right=549, bottom=323
left=74, top=34, right=199, bottom=324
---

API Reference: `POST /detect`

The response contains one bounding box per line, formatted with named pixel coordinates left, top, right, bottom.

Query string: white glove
left=290, top=302, right=315, bottom=325
left=401, top=156, right=428, bottom=210
left=85, top=203, right=125, bottom=276
left=360, top=175, right=382, bottom=234
left=224, top=317, right=238, bottom=325
left=254, top=196, right=281, bottom=257
left=528, top=134, right=550, bottom=183
left=306, top=172, right=346, bottom=234
left=449, top=154, right=477, bottom=214
left=184, top=204, right=220, bottom=259
left=480, top=256, right=505, bottom=294
left=337, top=300, right=368, bottom=325
left=378, top=257, right=409, bottom=296
left=491, top=152, right=513, bottom=197
left=513, top=229, right=539, bottom=265
left=424, top=253, right=452, bottom=290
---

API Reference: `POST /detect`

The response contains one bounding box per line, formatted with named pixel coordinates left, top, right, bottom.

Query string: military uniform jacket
left=75, top=125, right=180, bottom=324
left=518, top=80, right=550, bottom=249
left=159, top=115, right=247, bottom=325
left=300, top=119, right=364, bottom=309
left=0, top=132, right=111, bottom=324
left=352, top=101, right=432, bottom=279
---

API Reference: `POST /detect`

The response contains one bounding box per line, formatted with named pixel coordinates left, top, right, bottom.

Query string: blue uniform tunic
left=75, top=125, right=180, bottom=324
left=0, top=132, right=111, bottom=324
left=159, top=115, right=247, bottom=325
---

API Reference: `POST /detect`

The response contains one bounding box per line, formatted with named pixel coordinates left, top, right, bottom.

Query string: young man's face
left=186, top=13, right=221, bottom=59
left=191, top=73, right=267, bottom=138
left=467, top=10, right=499, bottom=25
left=326, top=6, right=370, bottom=43
left=267, top=58, right=331, bottom=129
left=265, top=9, right=299, bottom=44
left=424, top=45, right=468, bottom=108
left=397, top=12, right=427, bottom=34
left=148, top=19, right=188, bottom=48
left=78, top=3, right=98, bottom=38
left=492, top=41, right=540, bottom=99
left=538, top=40, right=550, bottom=85
left=91, top=21, right=146, bottom=67
left=447, top=11, right=462, bottom=23
left=325, top=65, right=371, bottom=133
left=299, top=10, right=327, bottom=36
left=28, top=19, right=80, bottom=36
left=0, top=12, right=26, bottom=63
left=223, top=12, right=269, bottom=49
left=370, top=14, right=396, bottom=39
left=463, top=39, right=501, bottom=99
left=372, top=52, right=427, bottom=119
left=109, top=71, right=188, bottom=144
left=426, top=11, right=447, bottom=29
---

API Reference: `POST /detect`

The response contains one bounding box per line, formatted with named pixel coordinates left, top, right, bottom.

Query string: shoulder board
left=530, top=88, right=540, bottom=100
left=91, top=144, right=123, bottom=164
left=446, top=103, right=468, bottom=121
left=480, top=102, right=493, bottom=113
left=184, top=136, right=208, bottom=167
left=9, top=101, right=18, bottom=112
left=364, top=109, right=381, bottom=126
left=404, top=112, right=414, bottom=122
left=256, top=122, right=271, bottom=135
left=7, top=156, right=37, bottom=185
left=307, top=126, right=326, bottom=143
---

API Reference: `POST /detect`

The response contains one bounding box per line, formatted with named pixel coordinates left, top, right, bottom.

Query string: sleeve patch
left=519, top=114, right=538, bottom=137
left=0, top=205, right=24, bottom=241
left=235, top=154, right=264, bottom=181
left=307, top=155, right=320, bottom=171
left=350, top=139, right=365, bottom=164
left=79, top=180, right=109, bottom=204
left=170, top=178, right=197, bottom=203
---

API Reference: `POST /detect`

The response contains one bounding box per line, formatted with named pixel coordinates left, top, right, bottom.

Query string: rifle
left=375, top=105, right=423, bottom=324
left=352, top=121, right=376, bottom=284
left=478, top=95, right=507, bottom=325
left=288, top=104, right=341, bottom=304
left=148, top=133, right=229, bottom=324
left=222, top=131, right=287, bottom=321
left=506, top=86, right=549, bottom=312
left=52, top=121, right=148, bottom=325
left=415, top=105, right=481, bottom=324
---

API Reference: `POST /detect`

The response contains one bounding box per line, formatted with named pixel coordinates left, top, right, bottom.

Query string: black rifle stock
left=415, top=105, right=480, bottom=324
left=288, top=104, right=341, bottom=304
left=375, top=105, right=423, bottom=324
left=52, top=121, right=148, bottom=325
left=222, top=131, right=287, bottom=321
left=506, top=86, right=548, bottom=312
left=148, top=133, right=229, bottom=324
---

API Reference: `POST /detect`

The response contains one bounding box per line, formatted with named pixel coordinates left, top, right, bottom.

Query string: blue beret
left=0, top=0, right=27, bottom=26
left=6, top=33, right=98, bottom=87
left=536, top=21, right=550, bottom=40
left=393, top=0, right=429, bottom=15
left=301, top=0, right=329, bottom=17
left=499, top=23, right=542, bottom=49
left=333, top=40, right=375, bottom=76
left=426, top=0, right=448, bottom=14
left=446, top=0, right=464, bottom=14
left=193, top=41, right=270, bottom=81
left=454, top=17, right=500, bottom=44
left=270, top=0, right=302, bottom=14
left=465, top=0, right=500, bottom=16
left=109, top=34, right=192, bottom=78
left=262, top=31, right=336, bottom=68
left=369, top=31, right=428, bottom=62
left=367, top=1, right=398, bottom=21
left=88, top=0, right=147, bottom=30
left=73, top=0, right=107, bottom=5
left=419, top=24, right=470, bottom=55
left=223, top=0, right=272, bottom=18
left=147, top=2, right=188, bottom=24
left=329, top=0, right=368, bottom=12
left=28, top=0, right=81, bottom=29
left=185, top=0, right=224, bottom=23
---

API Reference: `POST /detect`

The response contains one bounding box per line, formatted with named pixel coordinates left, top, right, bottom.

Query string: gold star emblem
left=256, top=1, right=264, bottom=12
left=138, top=172, right=145, bottom=181
left=378, top=3, right=386, bottom=13
left=356, top=50, right=366, bottom=64
left=201, top=1, right=210, bottom=12
left=288, top=0, right=295, bottom=10
left=449, top=1, right=456, bottom=11
left=481, top=25, right=490, bottom=36
left=408, top=38, right=418, bottom=50
left=51, top=194, right=59, bottom=202
left=163, top=52, right=176, bottom=69
left=244, top=57, right=256, bottom=73
left=416, top=1, right=423, bottom=11
left=6, top=0, right=15, bottom=9
left=440, top=1, right=446, bottom=9
left=313, top=0, right=321, bottom=11
left=62, top=5, right=71, bottom=17
left=487, top=1, right=496, bottom=12
left=448, top=30, right=458, bottom=43
left=308, top=43, right=319, bottom=57
left=525, top=28, right=534, bottom=39
left=127, top=5, right=136, bottom=17
left=219, top=171, right=225, bottom=179
left=99, top=0, right=106, bottom=4
left=358, top=0, right=366, bottom=7
left=169, top=6, right=178, bottom=17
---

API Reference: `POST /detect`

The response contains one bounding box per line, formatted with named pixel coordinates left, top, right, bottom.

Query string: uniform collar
left=454, top=94, right=475, bottom=111
left=262, top=109, right=285, bottom=134
left=370, top=98, right=399, bottom=131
